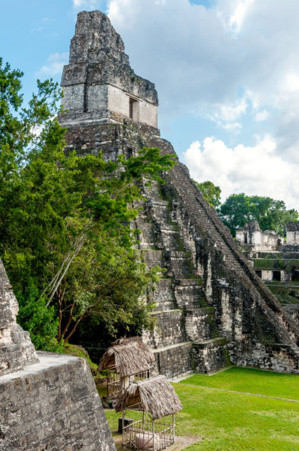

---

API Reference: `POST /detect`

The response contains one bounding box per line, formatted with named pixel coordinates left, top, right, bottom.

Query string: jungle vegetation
left=0, top=58, right=176, bottom=351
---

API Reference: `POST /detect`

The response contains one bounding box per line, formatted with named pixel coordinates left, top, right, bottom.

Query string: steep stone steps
left=152, top=342, right=193, bottom=379
left=192, top=337, right=229, bottom=374
left=169, top=165, right=242, bottom=272
left=144, top=142, right=299, bottom=373
left=169, top=163, right=299, bottom=346
left=164, top=251, right=193, bottom=278
left=174, top=279, right=205, bottom=309
left=144, top=309, right=185, bottom=348
left=148, top=278, right=176, bottom=312
left=185, top=308, right=219, bottom=342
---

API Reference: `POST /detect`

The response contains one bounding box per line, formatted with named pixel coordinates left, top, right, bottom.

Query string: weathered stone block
left=153, top=343, right=193, bottom=379
left=0, top=353, right=116, bottom=450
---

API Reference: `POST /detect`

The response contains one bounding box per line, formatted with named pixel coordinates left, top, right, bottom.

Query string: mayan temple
left=59, top=10, right=299, bottom=377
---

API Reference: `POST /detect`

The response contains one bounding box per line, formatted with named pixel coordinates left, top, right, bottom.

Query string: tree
left=0, top=59, right=176, bottom=348
left=218, top=193, right=298, bottom=237
left=193, top=180, right=221, bottom=208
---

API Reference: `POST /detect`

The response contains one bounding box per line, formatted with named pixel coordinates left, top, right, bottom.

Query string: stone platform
left=0, top=352, right=115, bottom=451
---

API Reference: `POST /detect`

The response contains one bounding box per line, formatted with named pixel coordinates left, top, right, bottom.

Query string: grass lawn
left=104, top=367, right=299, bottom=450
left=180, top=367, right=299, bottom=401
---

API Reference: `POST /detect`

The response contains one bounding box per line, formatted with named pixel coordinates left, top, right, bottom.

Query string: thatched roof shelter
left=112, top=337, right=155, bottom=365
left=98, top=337, right=155, bottom=377
left=115, top=375, right=183, bottom=420
left=99, top=343, right=150, bottom=377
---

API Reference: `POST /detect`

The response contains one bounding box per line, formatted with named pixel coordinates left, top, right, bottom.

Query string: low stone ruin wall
left=0, top=352, right=115, bottom=451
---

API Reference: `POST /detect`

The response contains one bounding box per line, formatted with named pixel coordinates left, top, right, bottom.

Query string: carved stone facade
left=0, top=353, right=116, bottom=451
left=60, top=11, right=299, bottom=377
left=60, top=11, right=158, bottom=129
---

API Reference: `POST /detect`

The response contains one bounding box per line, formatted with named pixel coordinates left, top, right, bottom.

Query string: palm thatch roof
left=98, top=343, right=150, bottom=377
left=98, top=337, right=155, bottom=377
left=112, top=337, right=155, bottom=364
left=115, top=375, right=183, bottom=419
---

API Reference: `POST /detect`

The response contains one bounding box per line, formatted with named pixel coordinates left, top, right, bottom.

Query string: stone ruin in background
left=236, top=221, right=299, bottom=326
left=59, top=10, right=299, bottom=377
left=0, top=257, right=115, bottom=450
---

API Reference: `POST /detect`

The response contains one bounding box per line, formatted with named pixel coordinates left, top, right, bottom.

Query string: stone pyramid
left=59, top=11, right=299, bottom=376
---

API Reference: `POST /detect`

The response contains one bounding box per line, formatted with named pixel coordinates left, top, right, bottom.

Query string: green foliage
left=17, top=279, right=61, bottom=351
left=61, top=344, right=97, bottom=372
left=193, top=180, right=221, bottom=208
left=218, top=193, right=298, bottom=236
left=0, top=59, right=176, bottom=349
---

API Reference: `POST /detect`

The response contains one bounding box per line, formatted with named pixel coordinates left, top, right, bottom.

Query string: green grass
left=173, top=383, right=299, bottom=450
left=180, top=367, right=299, bottom=400
left=104, top=367, right=299, bottom=450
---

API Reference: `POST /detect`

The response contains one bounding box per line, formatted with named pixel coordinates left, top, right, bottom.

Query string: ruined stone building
left=59, top=10, right=299, bottom=377
left=236, top=221, right=299, bottom=327
left=0, top=258, right=115, bottom=450
left=236, top=221, right=283, bottom=254
left=285, top=222, right=299, bottom=250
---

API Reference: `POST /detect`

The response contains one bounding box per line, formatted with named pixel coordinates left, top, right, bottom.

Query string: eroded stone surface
left=0, top=259, right=38, bottom=376
left=60, top=10, right=158, bottom=129
left=0, top=353, right=116, bottom=451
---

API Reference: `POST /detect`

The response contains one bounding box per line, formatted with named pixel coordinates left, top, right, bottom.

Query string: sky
left=1, top=0, right=299, bottom=210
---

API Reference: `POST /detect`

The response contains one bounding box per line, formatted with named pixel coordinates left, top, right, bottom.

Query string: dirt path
left=114, top=433, right=202, bottom=450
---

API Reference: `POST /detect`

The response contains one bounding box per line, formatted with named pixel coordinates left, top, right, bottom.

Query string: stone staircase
left=163, top=161, right=299, bottom=371
left=139, top=181, right=229, bottom=377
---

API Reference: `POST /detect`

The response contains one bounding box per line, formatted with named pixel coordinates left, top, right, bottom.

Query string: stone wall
left=153, top=343, right=193, bottom=379
left=286, top=222, right=299, bottom=245
left=88, top=122, right=299, bottom=375
left=0, top=353, right=116, bottom=451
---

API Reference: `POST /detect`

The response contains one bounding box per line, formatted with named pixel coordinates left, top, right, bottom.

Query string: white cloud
left=283, top=73, right=299, bottom=93
left=107, top=0, right=299, bottom=163
left=37, top=53, right=68, bottom=78
left=204, top=96, right=248, bottom=130
left=216, top=0, right=255, bottom=34
left=72, top=0, right=100, bottom=9
left=255, top=110, right=269, bottom=122
left=183, top=136, right=299, bottom=210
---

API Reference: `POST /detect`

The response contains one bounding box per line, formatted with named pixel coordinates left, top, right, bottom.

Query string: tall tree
left=193, top=180, right=221, bottom=207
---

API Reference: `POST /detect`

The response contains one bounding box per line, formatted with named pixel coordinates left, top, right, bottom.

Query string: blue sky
left=1, top=0, right=299, bottom=210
